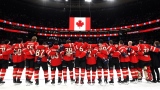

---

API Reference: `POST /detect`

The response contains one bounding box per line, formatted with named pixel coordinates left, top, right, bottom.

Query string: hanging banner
left=69, top=17, right=91, bottom=31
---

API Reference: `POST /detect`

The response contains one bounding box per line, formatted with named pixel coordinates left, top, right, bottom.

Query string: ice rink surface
left=1, top=67, right=160, bottom=90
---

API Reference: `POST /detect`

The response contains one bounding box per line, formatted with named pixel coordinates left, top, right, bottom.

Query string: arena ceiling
left=11, top=0, right=139, bottom=9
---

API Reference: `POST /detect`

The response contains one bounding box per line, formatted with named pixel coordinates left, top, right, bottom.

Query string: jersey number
left=66, top=48, right=72, bottom=54
left=36, top=50, right=45, bottom=56
left=0, top=47, right=5, bottom=53
left=27, top=45, right=34, bottom=49
left=14, top=49, right=22, bottom=55
left=51, top=52, right=59, bottom=59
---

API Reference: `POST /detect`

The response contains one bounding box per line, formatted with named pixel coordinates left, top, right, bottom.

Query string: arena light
left=54, top=0, right=61, bottom=1
left=65, top=0, right=68, bottom=1
left=85, top=0, right=92, bottom=2
left=107, top=0, right=115, bottom=2
left=42, top=0, right=49, bottom=2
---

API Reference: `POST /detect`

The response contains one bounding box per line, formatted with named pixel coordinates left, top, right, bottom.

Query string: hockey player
left=128, top=41, right=139, bottom=82
left=24, top=36, right=39, bottom=84
left=0, top=40, right=11, bottom=84
left=137, top=40, right=160, bottom=82
left=107, top=40, right=121, bottom=84
left=96, top=39, right=109, bottom=84
left=86, top=43, right=98, bottom=85
left=12, top=38, right=26, bottom=84
left=34, top=42, right=50, bottom=85
left=118, top=40, right=130, bottom=84
left=47, top=41, right=62, bottom=85
left=61, top=40, right=75, bottom=84
left=74, top=38, right=88, bottom=84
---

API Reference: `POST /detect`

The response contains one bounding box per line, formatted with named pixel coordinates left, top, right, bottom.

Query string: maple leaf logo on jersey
left=76, top=20, right=84, bottom=29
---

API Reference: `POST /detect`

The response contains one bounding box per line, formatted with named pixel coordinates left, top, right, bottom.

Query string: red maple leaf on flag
left=76, top=20, right=84, bottom=29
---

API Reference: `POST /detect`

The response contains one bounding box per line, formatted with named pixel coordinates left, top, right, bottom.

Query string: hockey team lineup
left=0, top=36, right=160, bottom=87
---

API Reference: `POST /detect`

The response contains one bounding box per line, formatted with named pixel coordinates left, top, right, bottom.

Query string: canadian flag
left=69, top=17, right=91, bottom=31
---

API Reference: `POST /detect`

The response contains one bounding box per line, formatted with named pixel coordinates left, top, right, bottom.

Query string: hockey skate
left=91, top=80, right=95, bottom=85
left=104, top=78, right=108, bottom=84
left=87, top=80, right=91, bottom=85
left=117, top=77, right=122, bottom=84
left=75, top=78, right=79, bottom=85
left=98, top=78, right=102, bottom=85
left=26, top=79, right=33, bottom=86
left=16, top=79, right=22, bottom=85
left=64, top=80, right=67, bottom=85
left=80, top=78, right=84, bottom=85
left=121, top=79, right=129, bottom=85
left=51, top=79, right=55, bottom=85
left=58, top=77, right=62, bottom=85
left=0, top=78, right=5, bottom=86
left=131, top=78, right=138, bottom=84
left=109, top=79, right=114, bottom=85
left=138, top=78, right=142, bottom=82
left=45, top=79, right=50, bottom=84
left=13, top=78, right=17, bottom=83
left=71, top=78, right=75, bottom=84
left=35, top=79, right=39, bottom=86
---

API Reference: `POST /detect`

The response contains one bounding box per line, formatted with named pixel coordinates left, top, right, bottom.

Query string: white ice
left=1, top=67, right=160, bottom=90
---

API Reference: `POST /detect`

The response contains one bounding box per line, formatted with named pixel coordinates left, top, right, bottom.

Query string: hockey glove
left=108, top=54, right=112, bottom=59
left=103, top=59, right=109, bottom=64
left=86, top=51, right=90, bottom=57
left=143, top=52, right=150, bottom=55
left=121, top=52, right=127, bottom=57
left=37, top=57, right=42, bottom=64
left=127, top=48, right=132, bottom=53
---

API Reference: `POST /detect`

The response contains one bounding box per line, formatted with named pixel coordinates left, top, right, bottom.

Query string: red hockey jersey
left=137, top=44, right=160, bottom=61
left=74, top=42, right=88, bottom=58
left=86, top=44, right=98, bottom=65
left=35, top=45, right=49, bottom=62
left=24, top=41, right=39, bottom=59
left=97, top=43, right=109, bottom=59
left=47, top=45, right=62, bottom=66
left=0, top=44, right=12, bottom=60
left=12, top=43, right=26, bottom=63
left=61, top=43, right=75, bottom=61
left=107, top=45, right=121, bottom=58
left=118, top=45, right=130, bottom=62
left=128, top=46, right=139, bottom=63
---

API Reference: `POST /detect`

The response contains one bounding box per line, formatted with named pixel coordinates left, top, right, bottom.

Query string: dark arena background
left=0, top=0, right=160, bottom=90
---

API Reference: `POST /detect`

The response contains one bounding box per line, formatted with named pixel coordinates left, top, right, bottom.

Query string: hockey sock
left=69, top=70, right=74, bottom=80
left=130, top=68, right=135, bottom=79
left=81, top=68, right=85, bottom=80
left=25, top=68, right=30, bottom=79
left=87, top=70, right=91, bottom=81
left=34, top=70, right=39, bottom=81
left=44, top=70, right=49, bottom=80
left=17, top=68, right=24, bottom=80
left=75, top=68, right=79, bottom=79
left=28, top=68, right=34, bottom=80
left=97, top=68, right=102, bottom=79
left=92, top=71, right=96, bottom=81
left=122, top=68, right=128, bottom=79
left=51, top=70, right=55, bottom=80
left=63, top=68, right=67, bottom=81
left=0, top=68, right=6, bottom=80
left=116, top=69, right=121, bottom=78
left=103, top=69, right=108, bottom=79
left=146, top=66, right=152, bottom=80
left=109, top=69, right=114, bottom=80
left=58, top=70, right=62, bottom=80
left=13, top=68, right=18, bottom=79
